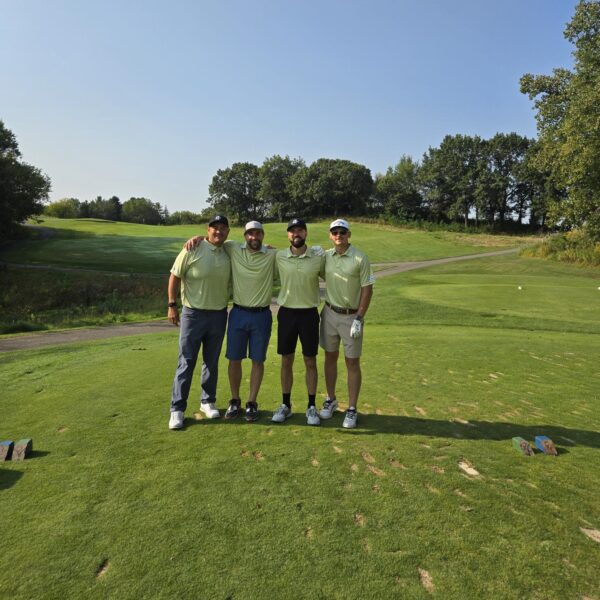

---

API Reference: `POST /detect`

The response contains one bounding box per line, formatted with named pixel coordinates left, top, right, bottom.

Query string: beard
left=291, top=236, right=306, bottom=249
left=247, top=238, right=262, bottom=251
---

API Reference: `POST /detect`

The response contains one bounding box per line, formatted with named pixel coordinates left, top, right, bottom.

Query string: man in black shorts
left=272, top=219, right=325, bottom=426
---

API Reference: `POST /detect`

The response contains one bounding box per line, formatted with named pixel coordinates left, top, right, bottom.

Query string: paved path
left=0, top=248, right=519, bottom=353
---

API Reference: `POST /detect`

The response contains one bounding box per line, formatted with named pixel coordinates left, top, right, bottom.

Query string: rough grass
left=1, top=255, right=599, bottom=599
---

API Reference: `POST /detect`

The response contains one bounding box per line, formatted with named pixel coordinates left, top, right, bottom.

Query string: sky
left=1, top=0, right=577, bottom=213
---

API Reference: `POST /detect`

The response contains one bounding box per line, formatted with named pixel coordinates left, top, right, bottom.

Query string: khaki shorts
left=319, top=304, right=363, bottom=358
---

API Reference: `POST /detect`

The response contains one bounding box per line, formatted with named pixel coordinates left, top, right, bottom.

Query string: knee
left=304, top=356, right=317, bottom=369
left=281, top=354, right=294, bottom=368
left=345, top=357, right=361, bottom=372
left=325, top=351, right=339, bottom=363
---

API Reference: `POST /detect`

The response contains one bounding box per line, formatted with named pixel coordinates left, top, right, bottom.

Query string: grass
left=1, top=254, right=599, bottom=599
left=0, top=217, right=529, bottom=274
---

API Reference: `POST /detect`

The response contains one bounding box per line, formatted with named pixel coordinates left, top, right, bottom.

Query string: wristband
left=168, top=302, right=177, bottom=308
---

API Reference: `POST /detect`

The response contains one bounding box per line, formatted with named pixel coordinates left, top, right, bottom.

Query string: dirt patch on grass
left=311, top=458, right=320, bottom=467
left=580, top=528, right=600, bottom=543
left=389, top=459, right=406, bottom=469
left=367, top=465, right=386, bottom=477
left=95, top=558, right=110, bottom=578
left=458, top=460, right=480, bottom=476
left=418, top=568, right=434, bottom=593
left=361, top=451, right=376, bottom=464
left=57, top=426, right=68, bottom=433
left=332, top=445, right=343, bottom=454
left=354, top=513, right=366, bottom=527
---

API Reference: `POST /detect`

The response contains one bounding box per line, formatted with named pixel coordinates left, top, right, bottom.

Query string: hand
left=350, top=318, right=362, bottom=339
left=168, top=306, right=180, bottom=326
left=184, top=236, right=204, bottom=251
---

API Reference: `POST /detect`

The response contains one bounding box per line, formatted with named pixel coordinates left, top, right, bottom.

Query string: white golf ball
left=518, top=286, right=522, bottom=290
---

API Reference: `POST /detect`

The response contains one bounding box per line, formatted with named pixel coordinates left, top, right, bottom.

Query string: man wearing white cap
left=185, top=221, right=277, bottom=422
left=318, top=219, right=375, bottom=428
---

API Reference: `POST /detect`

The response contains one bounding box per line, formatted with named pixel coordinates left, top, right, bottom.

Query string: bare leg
left=345, top=357, right=361, bottom=409
left=228, top=360, right=242, bottom=399
left=248, top=360, right=264, bottom=404
left=281, top=353, right=294, bottom=394
left=304, top=355, right=317, bottom=396
left=324, top=350, right=338, bottom=400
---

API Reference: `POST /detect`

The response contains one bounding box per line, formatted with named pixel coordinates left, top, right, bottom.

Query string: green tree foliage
left=374, top=155, right=424, bottom=220
left=121, top=197, right=164, bottom=225
left=0, top=120, right=51, bottom=241
left=80, top=196, right=122, bottom=221
left=208, top=162, right=263, bottom=224
left=259, top=155, right=304, bottom=221
left=289, top=159, right=373, bottom=218
left=520, top=0, right=600, bottom=239
left=166, top=210, right=206, bottom=225
left=44, top=198, right=81, bottom=218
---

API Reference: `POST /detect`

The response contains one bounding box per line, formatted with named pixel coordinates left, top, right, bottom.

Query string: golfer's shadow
left=341, top=414, right=600, bottom=449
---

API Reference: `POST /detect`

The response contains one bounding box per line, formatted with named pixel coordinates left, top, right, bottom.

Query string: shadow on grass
left=0, top=469, right=23, bottom=491
left=183, top=414, right=600, bottom=448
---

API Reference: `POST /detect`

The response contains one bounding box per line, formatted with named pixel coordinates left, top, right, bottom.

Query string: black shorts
left=277, top=306, right=320, bottom=356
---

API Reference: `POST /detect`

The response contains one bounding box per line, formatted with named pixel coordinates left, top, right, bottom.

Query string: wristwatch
left=168, top=302, right=177, bottom=308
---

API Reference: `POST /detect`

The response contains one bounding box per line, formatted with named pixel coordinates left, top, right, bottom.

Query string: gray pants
left=171, top=306, right=227, bottom=413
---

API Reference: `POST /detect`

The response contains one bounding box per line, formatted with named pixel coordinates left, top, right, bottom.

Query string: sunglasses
left=331, top=229, right=348, bottom=236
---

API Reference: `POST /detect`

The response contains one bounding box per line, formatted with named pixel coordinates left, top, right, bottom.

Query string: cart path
left=0, top=247, right=519, bottom=353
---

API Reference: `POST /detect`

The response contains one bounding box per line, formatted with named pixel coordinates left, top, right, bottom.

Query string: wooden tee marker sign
left=12, top=439, right=33, bottom=462
left=0, top=440, right=14, bottom=461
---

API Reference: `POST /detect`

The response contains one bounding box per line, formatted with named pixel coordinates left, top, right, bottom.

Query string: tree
left=374, top=155, right=423, bottom=220
left=44, top=198, right=81, bottom=218
left=288, top=159, right=373, bottom=218
left=121, top=197, right=164, bottom=224
left=520, top=0, right=600, bottom=239
left=0, top=120, right=51, bottom=241
left=258, top=155, right=304, bottom=221
left=208, top=162, right=263, bottom=224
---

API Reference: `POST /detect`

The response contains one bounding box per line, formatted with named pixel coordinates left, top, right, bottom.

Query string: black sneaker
left=225, top=399, right=241, bottom=420
left=245, top=401, right=259, bottom=422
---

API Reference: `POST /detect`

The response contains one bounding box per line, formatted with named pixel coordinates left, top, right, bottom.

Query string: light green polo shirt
left=324, top=245, right=375, bottom=309
left=276, top=246, right=325, bottom=308
left=224, top=241, right=277, bottom=307
left=170, top=240, right=231, bottom=310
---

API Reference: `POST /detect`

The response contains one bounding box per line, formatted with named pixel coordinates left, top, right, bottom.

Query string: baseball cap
left=286, top=218, right=307, bottom=231
left=244, top=220, right=264, bottom=233
left=329, top=218, right=350, bottom=231
left=209, top=215, right=229, bottom=227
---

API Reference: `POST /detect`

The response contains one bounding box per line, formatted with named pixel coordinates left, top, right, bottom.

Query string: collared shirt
left=276, top=246, right=325, bottom=308
left=224, top=241, right=277, bottom=307
left=324, top=244, right=375, bottom=309
left=170, top=240, right=231, bottom=310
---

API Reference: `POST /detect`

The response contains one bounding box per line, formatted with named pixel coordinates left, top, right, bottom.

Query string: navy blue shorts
left=226, top=305, right=273, bottom=362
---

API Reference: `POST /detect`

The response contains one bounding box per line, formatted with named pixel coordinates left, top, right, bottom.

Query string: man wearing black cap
left=167, top=215, right=231, bottom=430
left=271, top=218, right=325, bottom=426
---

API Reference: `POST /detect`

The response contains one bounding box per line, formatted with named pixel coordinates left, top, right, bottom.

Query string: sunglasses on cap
left=331, top=228, right=348, bottom=235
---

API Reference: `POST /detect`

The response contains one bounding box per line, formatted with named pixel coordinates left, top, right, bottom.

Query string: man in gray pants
left=168, top=215, right=231, bottom=430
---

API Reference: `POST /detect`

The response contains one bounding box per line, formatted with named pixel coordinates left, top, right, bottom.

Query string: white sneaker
left=169, top=411, right=184, bottom=430
left=306, top=406, right=321, bottom=426
left=343, top=409, right=358, bottom=429
left=319, top=397, right=338, bottom=419
left=272, top=404, right=292, bottom=423
left=200, top=402, right=220, bottom=419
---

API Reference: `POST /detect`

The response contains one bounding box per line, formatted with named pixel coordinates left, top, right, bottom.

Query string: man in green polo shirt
left=168, top=215, right=231, bottom=430
left=318, top=219, right=375, bottom=429
left=272, top=218, right=325, bottom=426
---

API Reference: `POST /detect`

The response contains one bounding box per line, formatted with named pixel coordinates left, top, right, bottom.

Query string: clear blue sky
left=1, top=0, right=576, bottom=213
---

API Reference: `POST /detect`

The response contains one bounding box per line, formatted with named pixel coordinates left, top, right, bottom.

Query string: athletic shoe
left=306, top=406, right=321, bottom=426
left=342, top=409, right=358, bottom=429
left=319, top=397, right=338, bottom=419
left=224, top=399, right=241, bottom=420
left=272, top=404, right=292, bottom=423
left=169, top=411, right=184, bottom=430
left=200, top=402, right=220, bottom=419
left=245, top=401, right=259, bottom=422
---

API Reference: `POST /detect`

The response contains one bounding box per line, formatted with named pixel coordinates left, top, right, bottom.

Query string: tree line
left=2, top=1, right=598, bottom=242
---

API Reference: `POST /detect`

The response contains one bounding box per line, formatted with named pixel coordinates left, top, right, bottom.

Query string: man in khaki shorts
left=319, top=219, right=375, bottom=428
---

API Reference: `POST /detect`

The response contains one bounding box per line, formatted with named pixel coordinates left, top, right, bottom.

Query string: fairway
left=1, top=218, right=529, bottom=273
left=1, top=254, right=599, bottom=599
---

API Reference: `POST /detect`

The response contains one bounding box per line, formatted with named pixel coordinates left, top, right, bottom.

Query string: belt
left=325, top=302, right=357, bottom=315
left=233, top=303, right=270, bottom=313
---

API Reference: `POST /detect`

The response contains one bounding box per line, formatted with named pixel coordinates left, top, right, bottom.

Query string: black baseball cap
left=209, top=215, right=229, bottom=227
left=286, top=218, right=307, bottom=231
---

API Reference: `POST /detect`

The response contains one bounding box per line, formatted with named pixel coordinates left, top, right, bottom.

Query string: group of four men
left=167, top=216, right=375, bottom=430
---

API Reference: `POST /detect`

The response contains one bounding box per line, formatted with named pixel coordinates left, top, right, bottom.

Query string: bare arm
left=357, top=285, right=373, bottom=320
left=168, top=274, right=181, bottom=326
left=184, top=236, right=204, bottom=251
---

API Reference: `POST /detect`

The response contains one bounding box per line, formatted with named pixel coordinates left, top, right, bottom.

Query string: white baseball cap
left=329, top=219, right=350, bottom=231
left=244, top=220, right=263, bottom=232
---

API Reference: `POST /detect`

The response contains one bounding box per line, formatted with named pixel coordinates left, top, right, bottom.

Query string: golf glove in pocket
left=350, top=318, right=362, bottom=339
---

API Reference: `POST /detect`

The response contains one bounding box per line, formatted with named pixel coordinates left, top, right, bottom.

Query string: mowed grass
left=0, top=217, right=529, bottom=273
left=1, top=255, right=599, bottom=599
